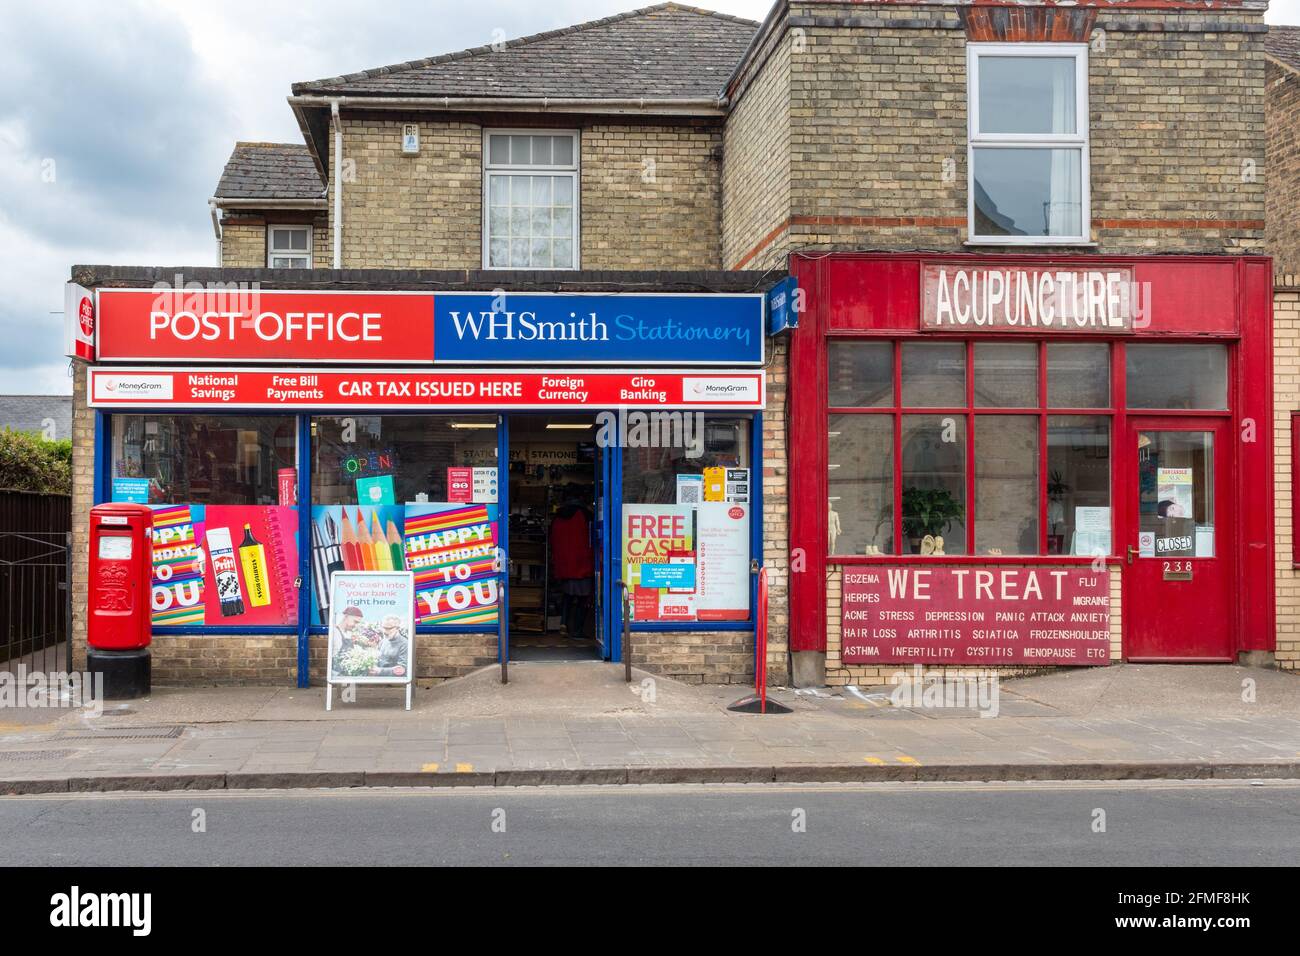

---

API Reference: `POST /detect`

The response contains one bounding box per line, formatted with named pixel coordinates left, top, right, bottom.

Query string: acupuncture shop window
left=267, top=225, right=312, bottom=268
left=827, top=340, right=1113, bottom=558
left=484, top=131, right=579, bottom=270
left=967, top=44, right=1090, bottom=245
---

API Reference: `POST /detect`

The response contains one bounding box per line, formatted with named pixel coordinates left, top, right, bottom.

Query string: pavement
left=0, top=662, right=1297, bottom=792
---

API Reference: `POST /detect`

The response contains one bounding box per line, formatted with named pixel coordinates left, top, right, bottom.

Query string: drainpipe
left=331, top=99, right=342, bottom=269
left=208, top=200, right=222, bottom=266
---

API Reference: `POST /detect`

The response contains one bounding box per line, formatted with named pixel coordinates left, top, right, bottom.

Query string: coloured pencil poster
left=309, top=505, right=406, bottom=626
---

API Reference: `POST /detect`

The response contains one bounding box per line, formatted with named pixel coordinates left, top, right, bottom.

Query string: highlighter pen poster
left=149, top=504, right=299, bottom=628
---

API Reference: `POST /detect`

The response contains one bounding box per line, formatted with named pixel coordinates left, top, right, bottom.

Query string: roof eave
left=213, top=197, right=329, bottom=210
left=287, top=93, right=727, bottom=117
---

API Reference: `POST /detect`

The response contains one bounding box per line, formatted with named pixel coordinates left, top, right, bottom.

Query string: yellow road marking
left=896, top=754, right=921, bottom=765
left=420, top=762, right=439, bottom=773
left=862, top=756, right=885, bottom=765
left=455, top=763, right=474, bottom=773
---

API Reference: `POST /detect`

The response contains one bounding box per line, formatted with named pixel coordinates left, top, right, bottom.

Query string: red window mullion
left=1038, top=340, right=1049, bottom=555
left=965, top=343, right=975, bottom=555
left=893, top=340, right=903, bottom=555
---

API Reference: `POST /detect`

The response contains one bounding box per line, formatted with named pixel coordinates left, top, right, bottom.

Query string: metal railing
left=0, top=531, right=71, bottom=674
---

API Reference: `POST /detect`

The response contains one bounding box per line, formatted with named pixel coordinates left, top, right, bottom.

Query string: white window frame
left=482, top=129, right=580, bottom=270
left=967, top=43, right=1091, bottom=246
left=267, top=224, right=313, bottom=268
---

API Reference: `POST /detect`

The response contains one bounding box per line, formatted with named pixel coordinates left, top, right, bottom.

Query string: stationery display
left=149, top=505, right=299, bottom=627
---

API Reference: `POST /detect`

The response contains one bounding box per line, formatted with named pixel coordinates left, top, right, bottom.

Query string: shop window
left=110, top=415, right=300, bottom=629
left=621, top=415, right=753, bottom=623
left=828, top=341, right=1116, bottom=558
left=901, top=415, right=967, bottom=555
left=974, top=342, right=1037, bottom=407
left=967, top=44, right=1090, bottom=244
left=974, top=415, right=1038, bottom=554
left=484, top=130, right=579, bottom=270
left=1048, top=342, right=1109, bottom=408
left=901, top=342, right=965, bottom=407
left=828, top=414, right=892, bottom=555
left=1047, top=416, right=1111, bottom=556
left=1125, top=344, right=1228, bottom=410
left=268, top=225, right=312, bottom=268
left=308, top=415, right=501, bottom=630
left=828, top=342, right=892, bottom=407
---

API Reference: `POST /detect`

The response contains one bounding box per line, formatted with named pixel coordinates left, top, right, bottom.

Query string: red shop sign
left=921, top=264, right=1136, bottom=333
left=840, top=566, right=1111, bottom=666
left=87, top=367, right=766, bottom=410
left=96, top=289, right=434, bottom=363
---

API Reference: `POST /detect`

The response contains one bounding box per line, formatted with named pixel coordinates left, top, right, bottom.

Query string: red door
left=1124, top=417, right=1233, bottom=661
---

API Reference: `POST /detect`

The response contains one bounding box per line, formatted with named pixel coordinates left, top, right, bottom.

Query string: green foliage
left=0, top=428, right=72, bottom=495
left=900, top=485, right=963, bottom=539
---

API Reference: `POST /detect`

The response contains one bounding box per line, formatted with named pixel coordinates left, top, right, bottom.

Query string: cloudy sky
left=1, top=0, right=1296, bottom=395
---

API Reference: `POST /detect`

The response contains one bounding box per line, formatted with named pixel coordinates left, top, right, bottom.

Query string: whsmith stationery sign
left=921, top=264, right=1137, bottom=332
left=87, top=287, right=765, bottom=366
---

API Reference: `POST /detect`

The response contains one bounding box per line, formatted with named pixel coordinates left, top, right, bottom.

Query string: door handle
left=1126, top=545, right=1138, bottom=565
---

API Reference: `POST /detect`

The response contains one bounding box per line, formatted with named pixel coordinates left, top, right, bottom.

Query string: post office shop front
left=787, top=253, right=1275, bottom=685
left=74, top=280, right=774, bottom=687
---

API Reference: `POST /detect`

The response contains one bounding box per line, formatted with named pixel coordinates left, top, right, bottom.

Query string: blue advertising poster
left=112, top=477, right=151, bottom=503
left=640, top=563, right=697, bottom=590
left=432, top=293, right=765, bottom=366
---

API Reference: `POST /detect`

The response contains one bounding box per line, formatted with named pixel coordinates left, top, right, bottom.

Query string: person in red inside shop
left=550, top=496, right=595, bottom=641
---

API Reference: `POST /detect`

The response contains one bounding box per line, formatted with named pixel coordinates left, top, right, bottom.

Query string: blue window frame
left=94, top=407, right=764, bottom=685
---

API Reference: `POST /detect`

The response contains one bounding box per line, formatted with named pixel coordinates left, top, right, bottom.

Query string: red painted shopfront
left=789, top=253, right=1274, bottom=666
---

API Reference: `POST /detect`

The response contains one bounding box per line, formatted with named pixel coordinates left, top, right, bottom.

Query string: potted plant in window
left=900, top=486, right=964, bottom=555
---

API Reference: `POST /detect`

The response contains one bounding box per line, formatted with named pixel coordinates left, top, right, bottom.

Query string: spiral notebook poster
left=404, top=503, right=500, bottom=627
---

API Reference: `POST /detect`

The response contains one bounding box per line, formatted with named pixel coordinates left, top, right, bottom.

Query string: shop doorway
left=506, top=414, right=601, bottom=661
left=1124, top=417, right=1234, bottom=661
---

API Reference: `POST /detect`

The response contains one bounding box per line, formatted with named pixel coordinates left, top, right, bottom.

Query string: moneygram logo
left=93, top=374, right=173, bottom=401
left=682, top=377, right=760, bottom=403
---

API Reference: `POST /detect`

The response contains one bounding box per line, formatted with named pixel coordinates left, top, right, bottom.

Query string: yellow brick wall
left=1274, top=287, right=1300, bottom=671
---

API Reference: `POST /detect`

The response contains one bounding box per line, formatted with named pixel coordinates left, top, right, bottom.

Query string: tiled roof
left=0, top=396, right=72, bottom=442
left=292, top=3, right=758, bottom=100
left=1268, top=25, right=1300, bottom=73
left=214, top=142, right=325, bottom=201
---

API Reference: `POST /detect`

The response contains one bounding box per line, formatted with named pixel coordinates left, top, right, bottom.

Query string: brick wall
left=329, top=116, right=482, bottom=270
left=321, top=115, right=727, bottom=270
left=1273, top=285, right=1300, bottom=672
left=824, top=563, right=1124, bottom=686
left=219, top=211, right=329, bottom=269
left=1267, top=61, right=1300, bottom=276
left=69, top=362, right=91, bottom=672
left=723, top=2, right=1266, bottom=261
left=722, top=19, right=793, bottom=271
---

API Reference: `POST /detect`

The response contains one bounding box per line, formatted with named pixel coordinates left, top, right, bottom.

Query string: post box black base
left=86, top=648, right=151, bottom=700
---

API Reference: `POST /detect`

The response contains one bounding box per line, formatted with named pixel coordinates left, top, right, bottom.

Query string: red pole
left=757, top=567, right=768, bottom=714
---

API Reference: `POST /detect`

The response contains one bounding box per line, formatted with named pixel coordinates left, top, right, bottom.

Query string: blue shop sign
left=432, top=293, right=765, bottom=366
left=766, top=276, right=799, bottom=336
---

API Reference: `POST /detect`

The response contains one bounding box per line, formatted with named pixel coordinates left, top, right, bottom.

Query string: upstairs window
left=967, top=44, right=1090, bottom=245
left=268, top=225, right=312, bottom=268
left=484, top=131, right=579, bottom=270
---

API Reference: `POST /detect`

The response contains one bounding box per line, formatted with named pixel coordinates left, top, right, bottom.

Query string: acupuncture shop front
left=71, top=281, right=771, bottom=686
left=788, top=253, right=1275, bottom=685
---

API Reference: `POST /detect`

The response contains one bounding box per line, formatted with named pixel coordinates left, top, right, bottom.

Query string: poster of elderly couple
left=325, top=570, right=415, bottom=711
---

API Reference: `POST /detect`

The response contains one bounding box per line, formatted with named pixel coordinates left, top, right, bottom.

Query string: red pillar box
left=87, top=503, right=154, bottom=698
